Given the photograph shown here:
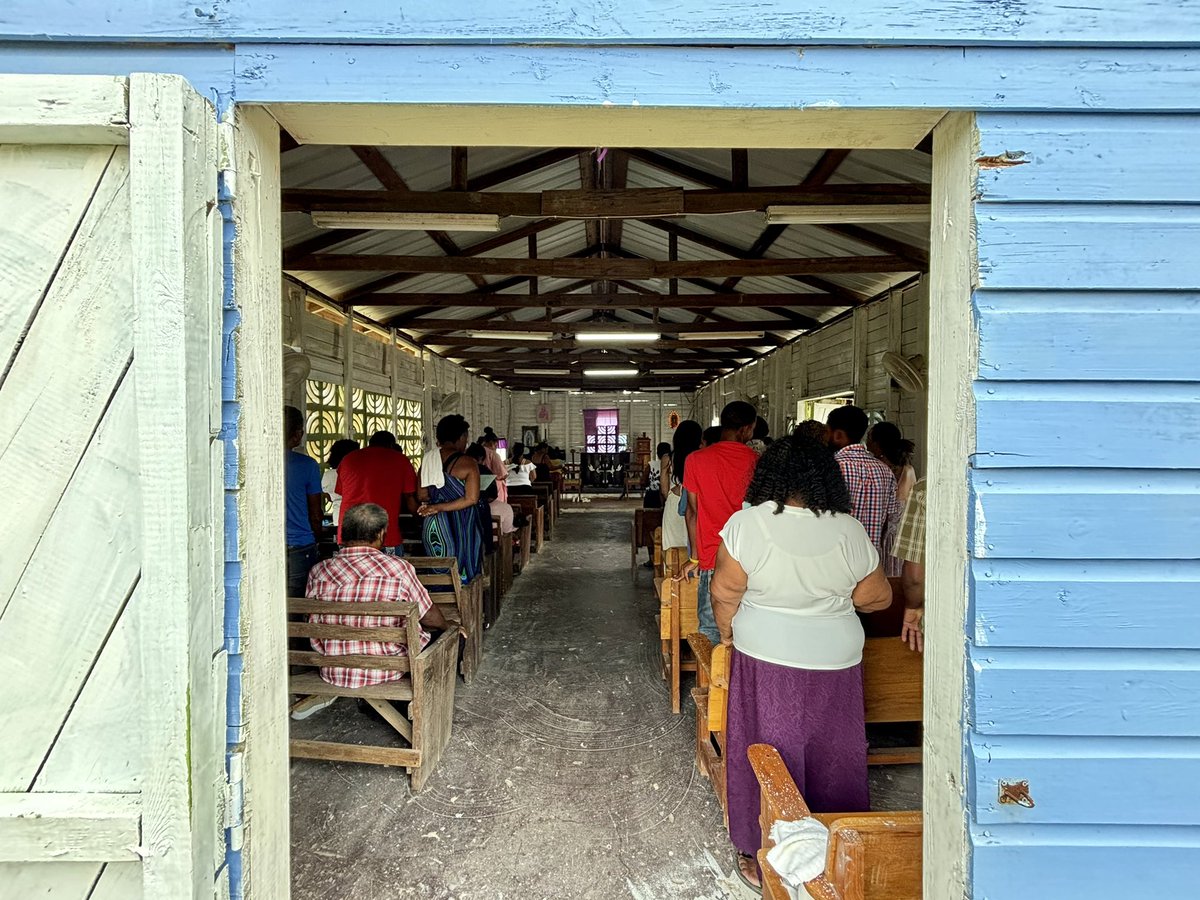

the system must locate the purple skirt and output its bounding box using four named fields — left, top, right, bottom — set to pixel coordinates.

left=725, top=649, right=869, bottom=856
